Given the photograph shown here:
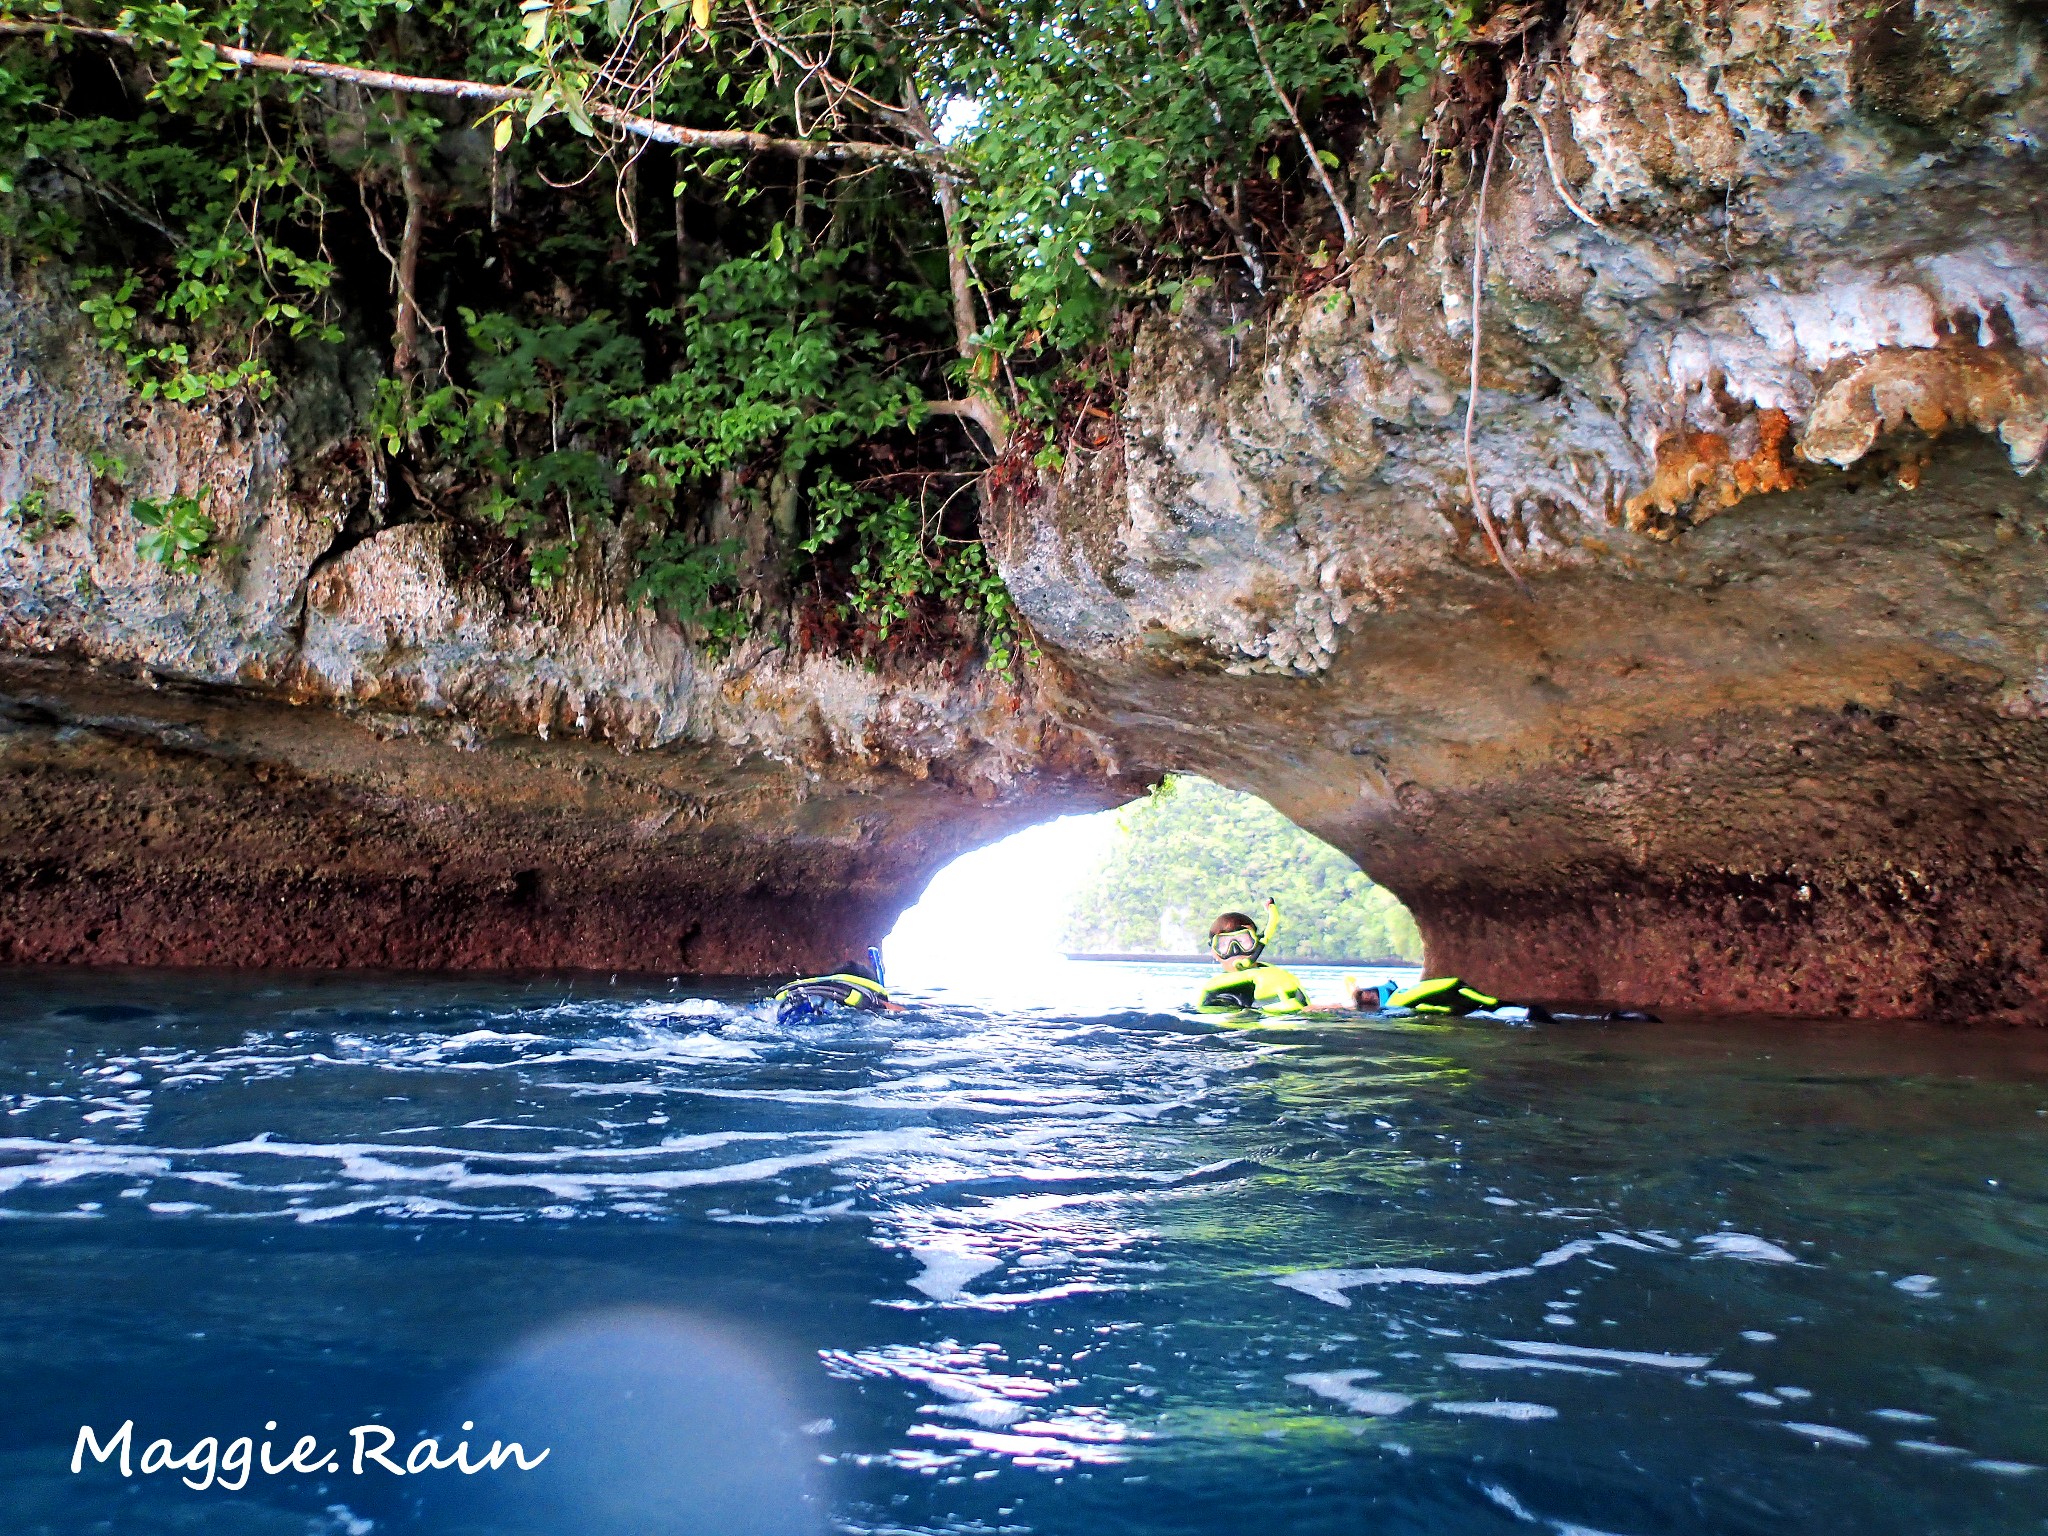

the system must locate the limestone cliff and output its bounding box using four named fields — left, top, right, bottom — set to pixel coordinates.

left=4, top=0, right=2047, bottom=1016
left=0, top=277, right=1127, bottom=972
left=991, top=0, right=2048, bottom=1018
